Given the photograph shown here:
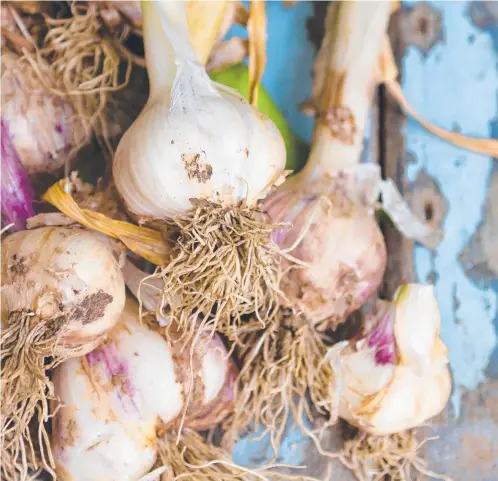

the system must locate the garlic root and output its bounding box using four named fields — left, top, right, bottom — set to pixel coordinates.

left=1, top=48, right=87, bottom=176
left=155, top=428, right=317, bottom=481
left=12, top=2, right=132, bottom=161
left=340, top=430, right=450, bottom=481
left=223, top=309, right=335, bottom=454
left=0, top=226, right=125, bottom=480
left=148, top=201, right=283, bottom=341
